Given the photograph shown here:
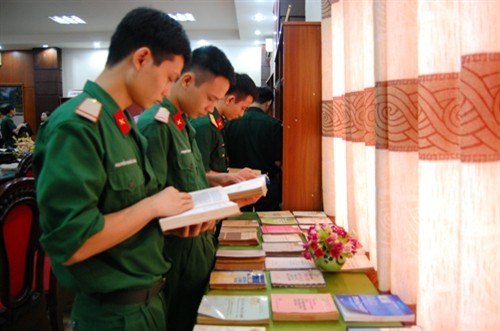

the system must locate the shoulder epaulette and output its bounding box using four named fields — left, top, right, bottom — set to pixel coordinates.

left=75, top=98, right=102, bottom=123
left=154, top=107, right=170, bottom=124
